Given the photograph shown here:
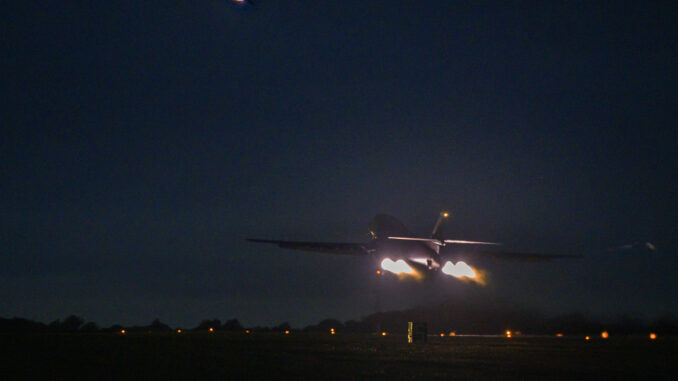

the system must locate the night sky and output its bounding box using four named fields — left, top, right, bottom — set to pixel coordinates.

left=2, top=1, right=676, bottom=328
